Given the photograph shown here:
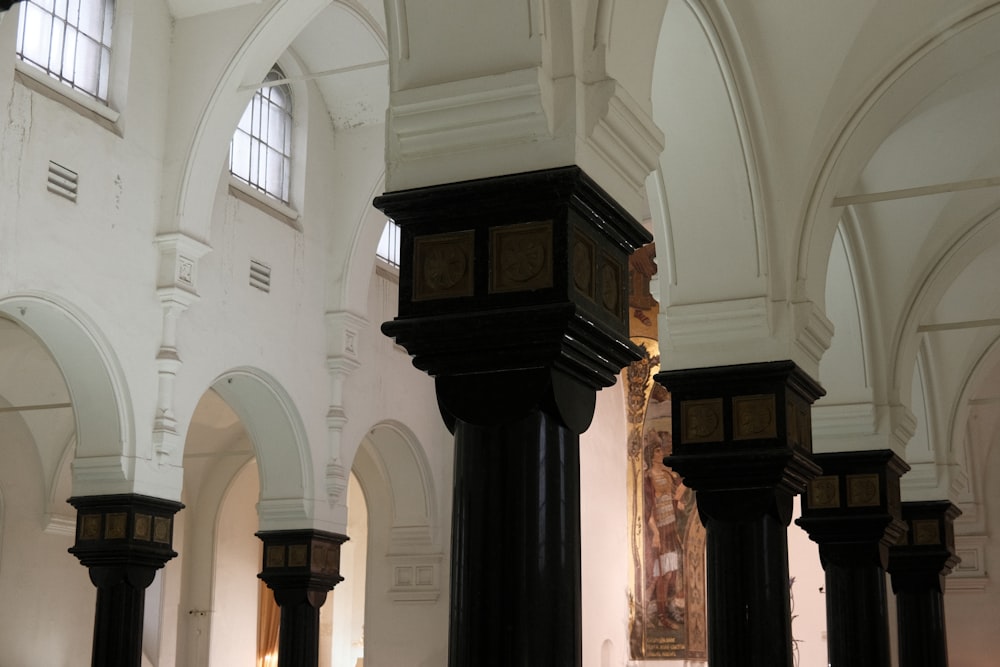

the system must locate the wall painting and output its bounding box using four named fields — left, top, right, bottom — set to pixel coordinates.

left=626, top=244, right=707, bottom=661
